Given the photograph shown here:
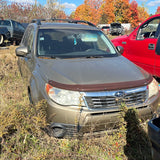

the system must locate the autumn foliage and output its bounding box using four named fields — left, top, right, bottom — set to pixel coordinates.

left=138, top=6, right=149, bottom=22
left=0, top=0, right=157, bottom=28
left=100, top=0, right=115, bottom=24
left=114, top=0, right=131, bottom=23
left=75, top=0, right=151, bottom=28
left=156, top=6, right=160, bottom=14
left=0, top=0, right=66, bottom=23
left=130, top=0, right=139, bottom=28
left=75, top=0, right=102, bottom=25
